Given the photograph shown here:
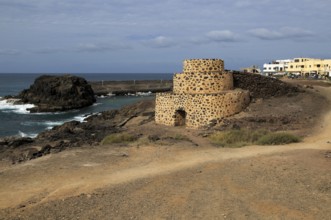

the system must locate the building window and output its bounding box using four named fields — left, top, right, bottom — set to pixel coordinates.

left=317, top=64, right=321, bottom=68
